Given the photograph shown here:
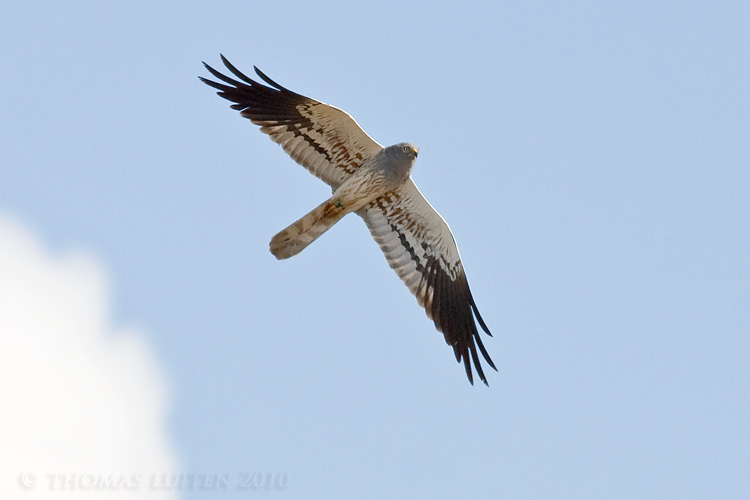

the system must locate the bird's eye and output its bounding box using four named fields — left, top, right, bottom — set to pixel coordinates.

left=402, top=145, right=410, bottom=153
